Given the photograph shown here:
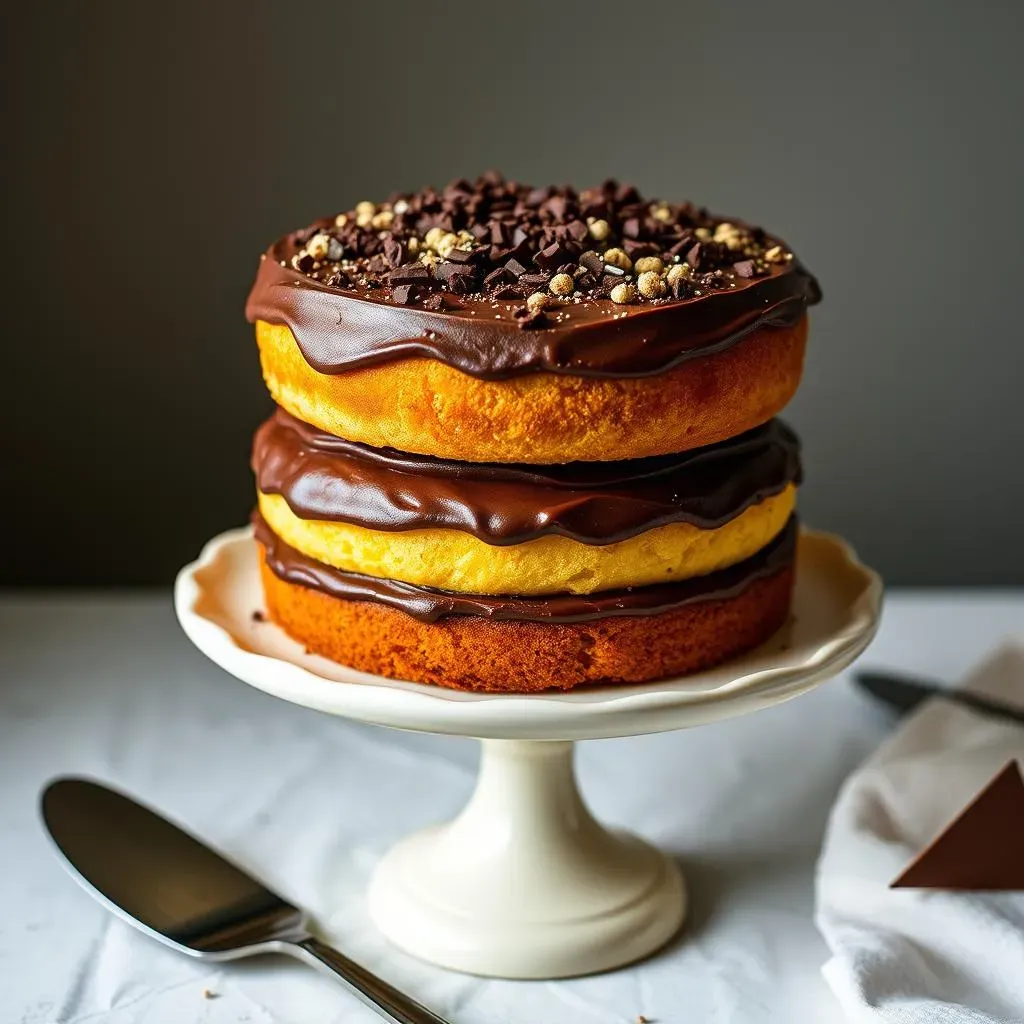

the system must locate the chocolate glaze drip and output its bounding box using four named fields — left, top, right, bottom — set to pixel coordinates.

left=255, top=513, right=798, bottom=625
left=245, top=236, right=820, bottom=381
left=254, top=409, right=802, bottom=546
